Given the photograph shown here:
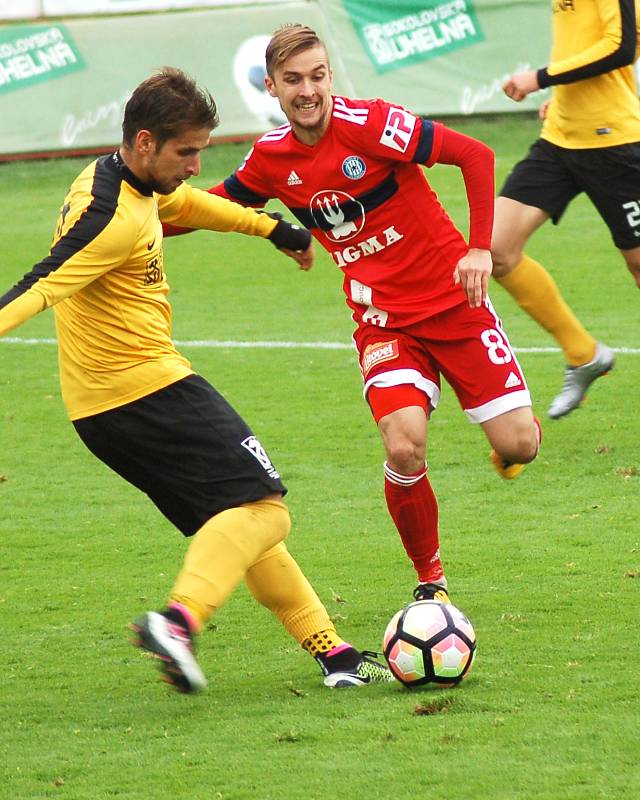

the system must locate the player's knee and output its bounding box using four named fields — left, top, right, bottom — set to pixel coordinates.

left=507, top=424, right=539, bottom=465
left=384, top=436, right=425, bottom=474
left=490, top=243, right=520, bottom=278
left=246, top=497, right=291, bottom=547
